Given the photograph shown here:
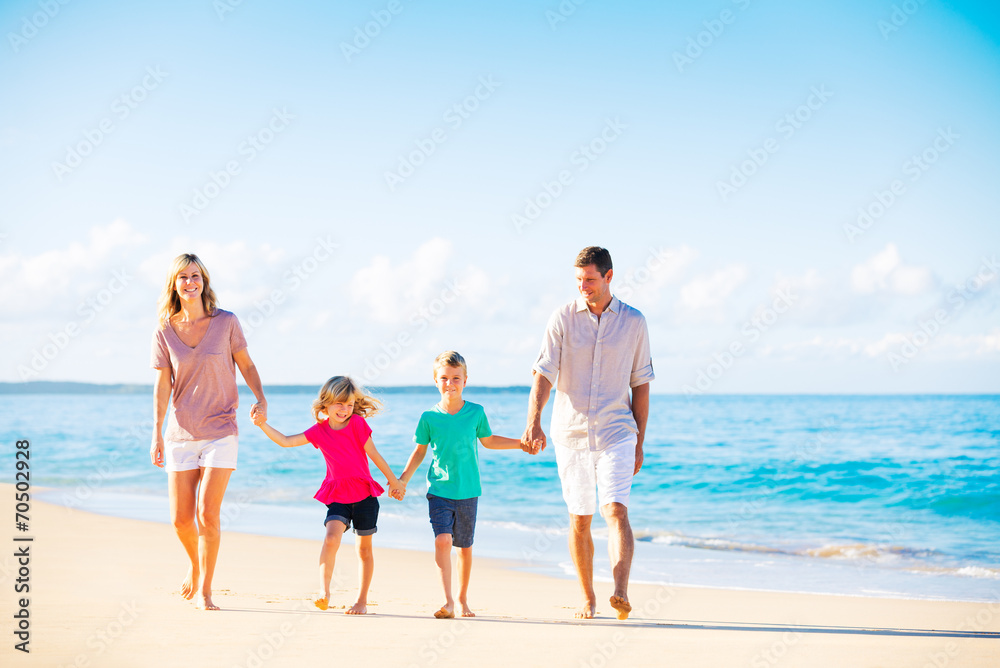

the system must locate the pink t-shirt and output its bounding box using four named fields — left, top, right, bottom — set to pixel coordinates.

left=304, top=415, right=385, bottom=505
left=150, top=310, right=248, bottom=442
